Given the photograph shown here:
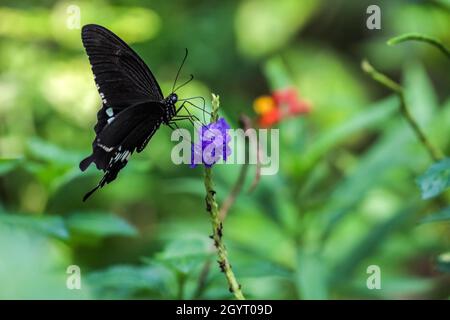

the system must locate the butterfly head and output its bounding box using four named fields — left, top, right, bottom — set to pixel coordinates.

left=169, top=93, right=178, bottom=104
